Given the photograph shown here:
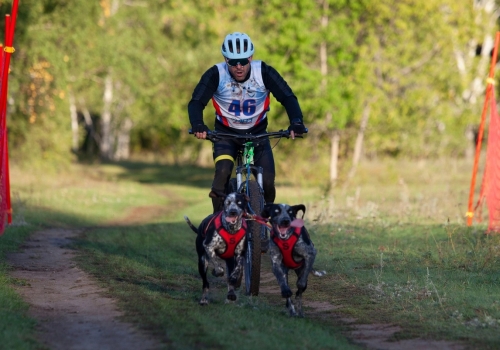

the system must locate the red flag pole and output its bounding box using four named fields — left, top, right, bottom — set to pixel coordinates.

left=467, top=31, right=500, bottom=226
left=6, top=0, right=20, bottom=225
left=0, top=14, right=10, bottom=228
left=0, top=0, right=20, bottom=229
left=3, top=14, right=12, bottom=224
